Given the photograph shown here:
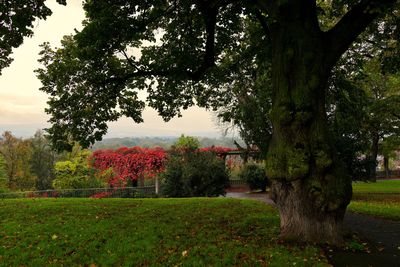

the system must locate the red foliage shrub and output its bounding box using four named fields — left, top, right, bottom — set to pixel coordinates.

left=91, top=146, right=236, bottom=187
left=90, top=147, right=167, bottom=187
